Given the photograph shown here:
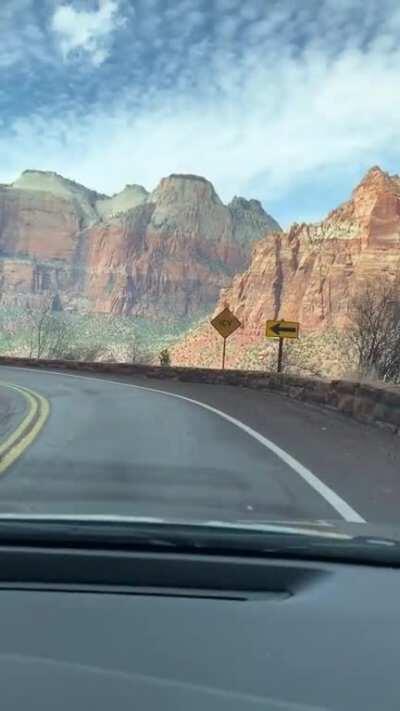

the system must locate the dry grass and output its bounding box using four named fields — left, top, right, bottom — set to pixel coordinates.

left=171, top=324, right=358, bottom=378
